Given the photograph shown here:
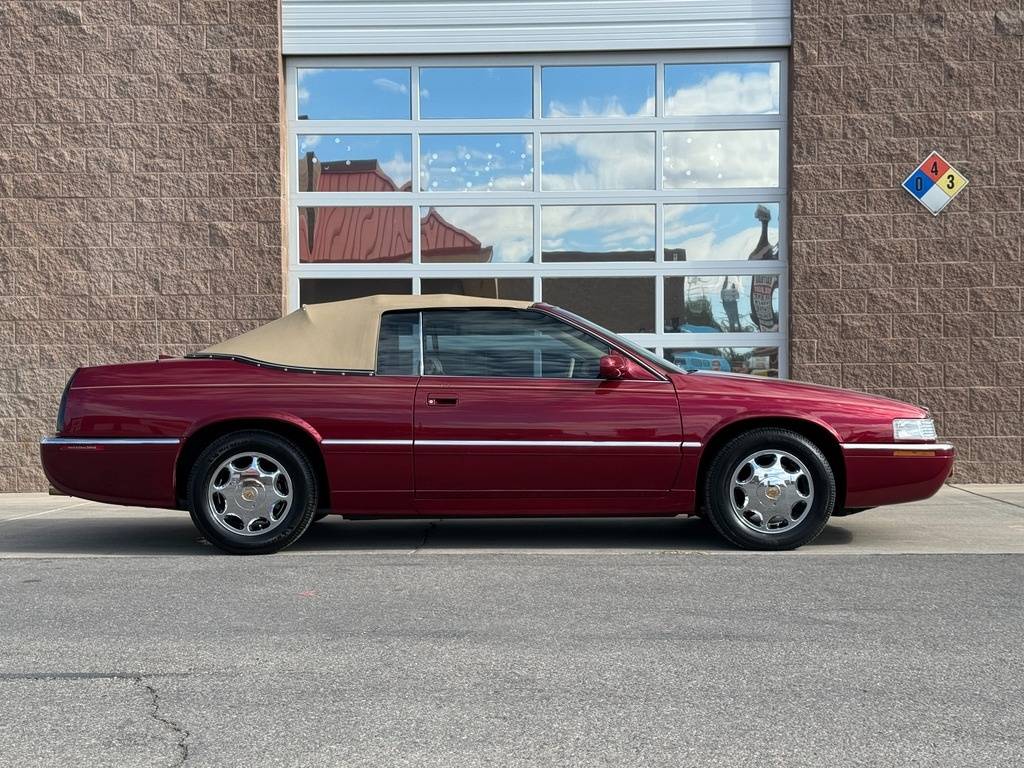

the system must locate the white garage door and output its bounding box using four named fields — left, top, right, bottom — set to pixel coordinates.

left=285, top=51, right=788, bottom=377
